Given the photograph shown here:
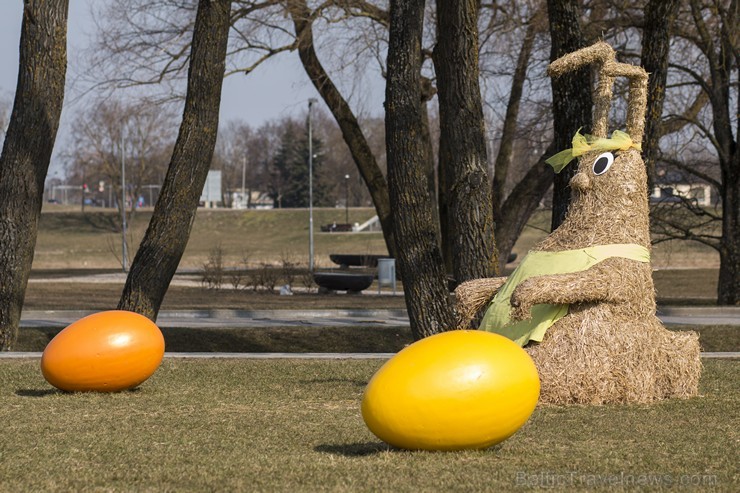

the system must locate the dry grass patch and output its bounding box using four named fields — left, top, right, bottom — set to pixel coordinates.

left=34, top=208, right=720, bottom=271
left=34, top=208, right=387, bottom=269
left=23, top=282, right=408, bottom=311
left=14, top=325, right=736, bottom=354
left=23, top=267, right=720, bottom=312
left=0, top=359, right=737, bottom=491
